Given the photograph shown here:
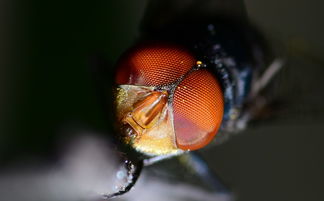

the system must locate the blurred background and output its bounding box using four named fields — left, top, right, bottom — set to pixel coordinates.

left=1, top=0, right=324, bottom=201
